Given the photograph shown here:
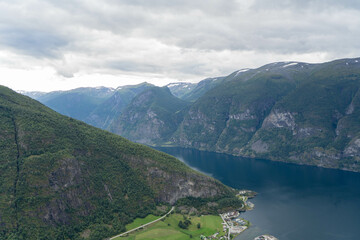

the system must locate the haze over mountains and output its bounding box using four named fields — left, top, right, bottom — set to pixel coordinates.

left=21, top=57, right=360, bottom=172
left=0, top=86, right=237, bottom=239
